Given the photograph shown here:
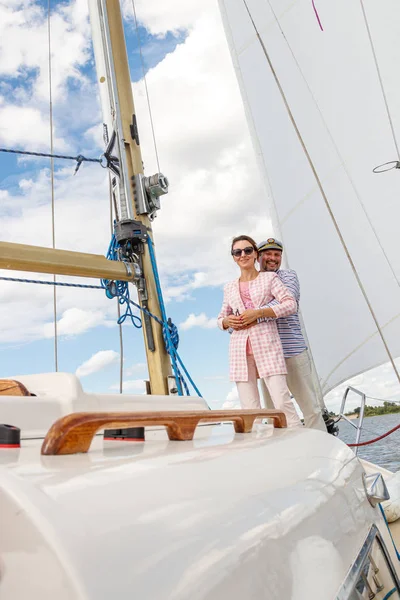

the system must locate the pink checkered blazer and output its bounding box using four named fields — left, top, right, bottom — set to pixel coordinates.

left=217, top=272, right=297, bottom=382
